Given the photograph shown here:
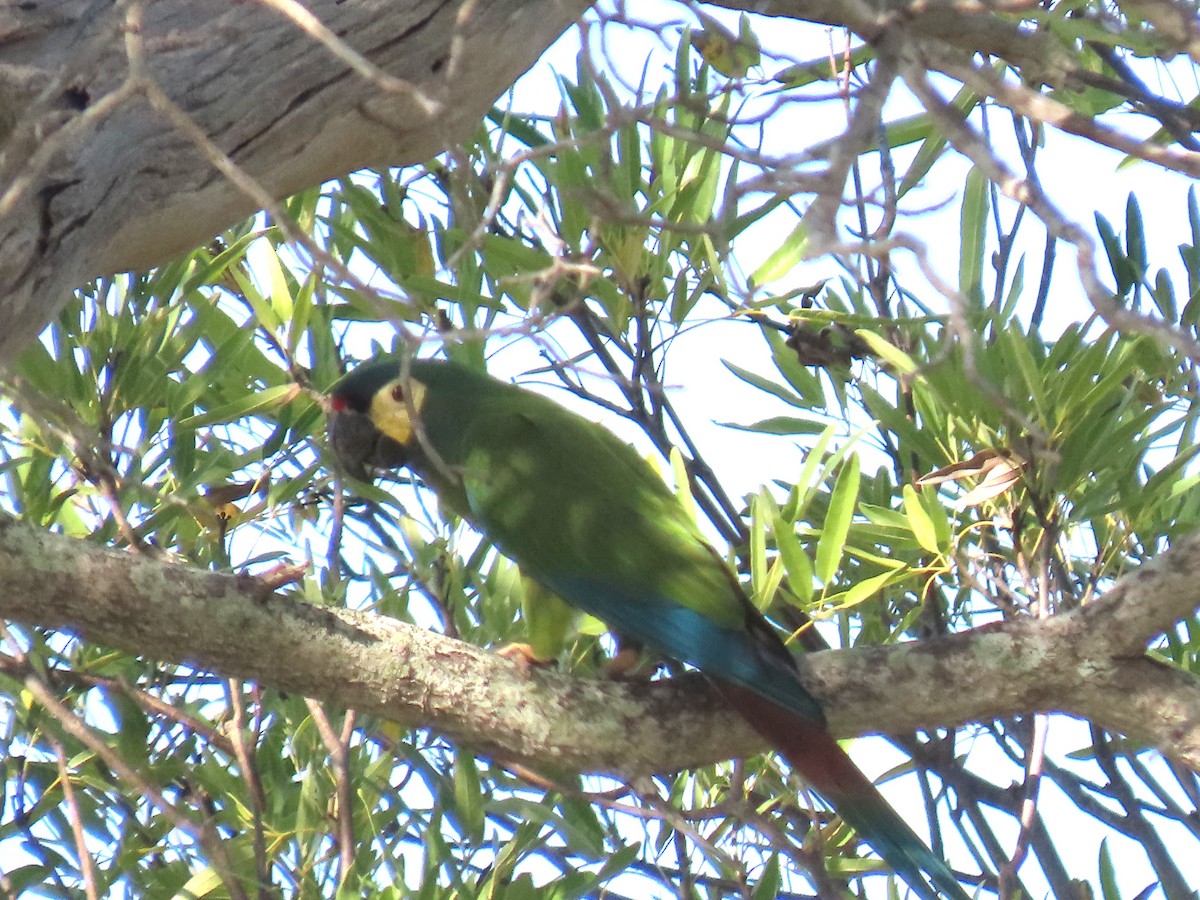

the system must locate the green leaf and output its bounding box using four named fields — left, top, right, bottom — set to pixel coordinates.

left=230, top=259, right=280, bottom=331
left=772, top=45, right=875, bottom=89
left=825, top=568, right=902, bottom=611
left=723, top=361, right=808, bottom=408
left=765, top=326, right=824, bottom=405
left=179, top=383, right=301, bottom=429
left=903, top=484, right=940, bottom=554
left=749, top=220, right=808, bottom=288
left=854, top=329, right=918, bottom=375
left=452, top=755, right=485, bottom=842
left=959, top=166, right=989, bottom=307
left=669, top=446, right=699, bottom=523
left=750, top=492, right=770, bottom=603
left=1000, top=325, right=1047, bottom=417
left=486, top=104, right=551, bottom=149
left=1096, top=212, right=1132, bottom=296
left=172, top=866, right=223, bottom=899
left=773, top=511, right=814, bottom=605
left=816, top=454, right=860, bottom=584
left=718, top=416, right=824, bottom=435
left=896, top=82, right=981, bottom=198
left=259, top=239, right=294, bottom=325
left=752, top=853, right=782, bottom=900
left=1097, top=839, right=1119, bottom=900
left=1126, top=194, right=1147, bottom=280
